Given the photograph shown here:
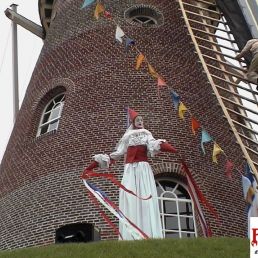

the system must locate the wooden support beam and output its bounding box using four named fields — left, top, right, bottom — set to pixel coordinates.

left=187, top=0, right=217, bottom=7
left=184, top=10, right=226, bottom=24
left=227, top=108, right=258, bottom=126
left=203, top=54, right=246, bottom=72
left=220, top=96, right=258, bottom=116
left=191, top=27, right=235, bottom=42
left=181, top=2, right=221, bottom=15
left=188, top=19, right=229, bottom=33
